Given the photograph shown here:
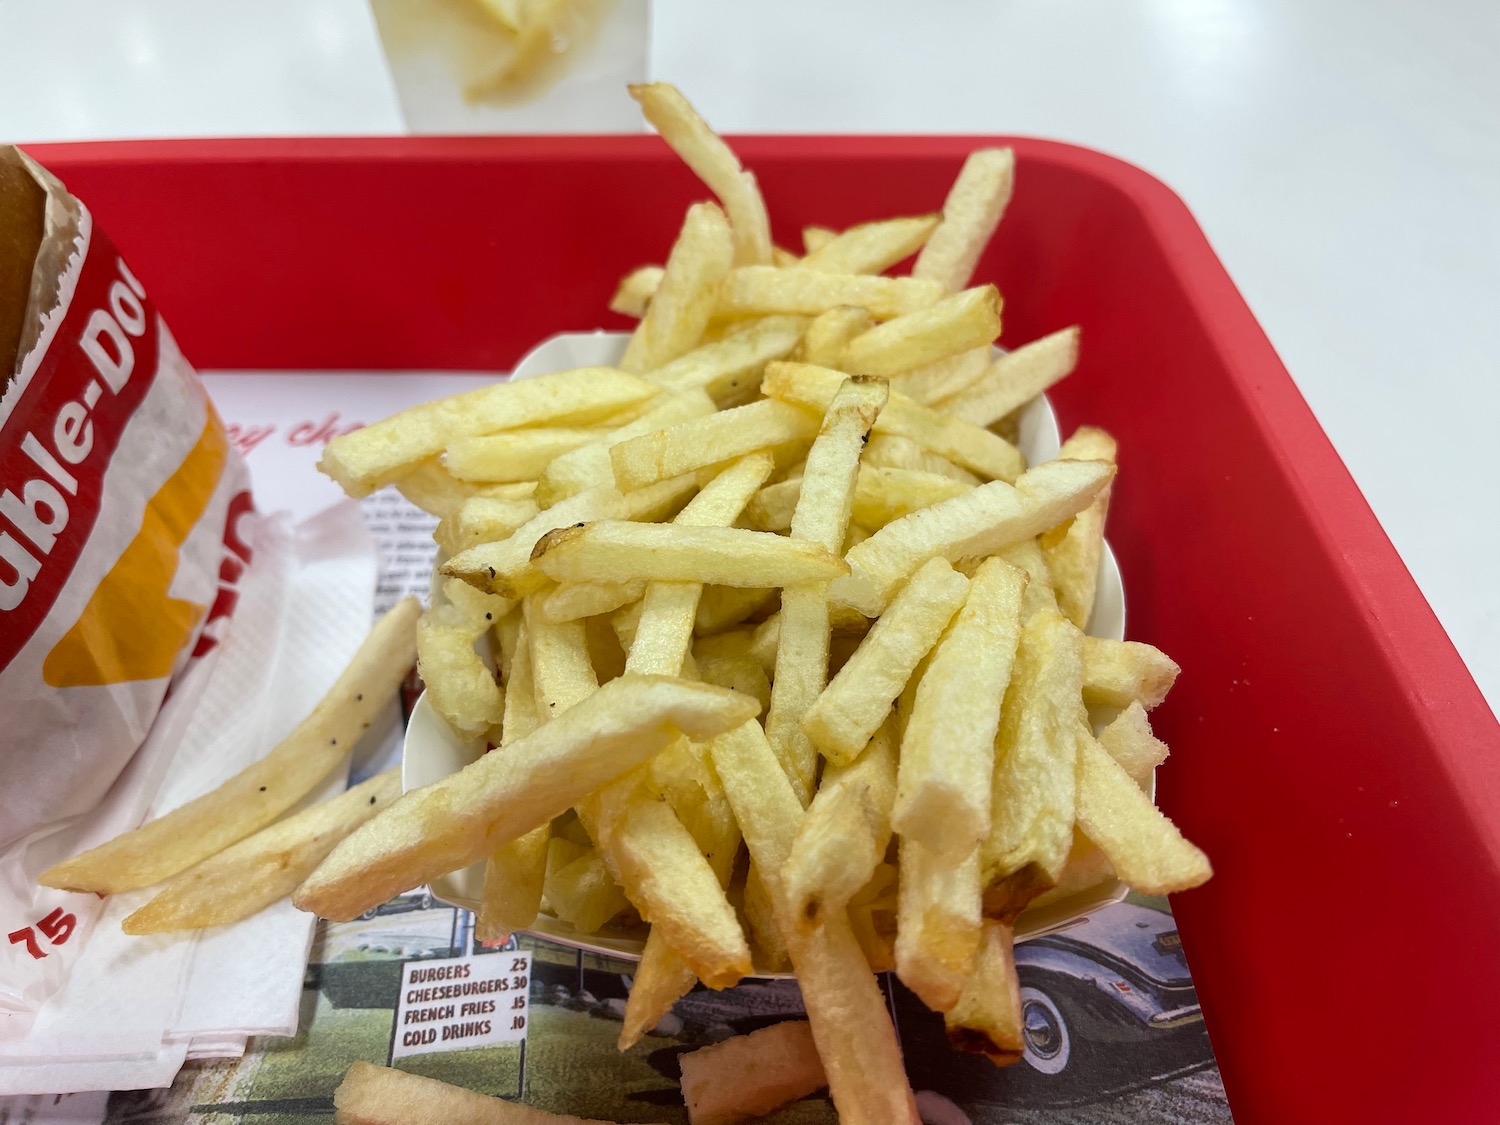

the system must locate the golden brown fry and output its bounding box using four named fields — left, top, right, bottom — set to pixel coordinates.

left=293, top=675, right=758, bottom=920
left=894, top=838, right=983, bottom=1012
left=42, top=598, right=420, bottom=895
left=799, top=214, right=940, bottom=275
left=1082, top=636, right=1181, bottom=710
left=832, top=458, right=1114, bottom=616
left=623, top=202, right=734, bottom=373
left=840, top=286, right=1002, bottom=377
left=913, top=147, right=1015, bottom=292
left=944, top=921, right=1024, bottom=1065
left=1076, top=732, right=1212, bottom=894
left=938, top=325, right=1080, bottom=427
left=608, top=398, right=818, bottom=492
left=122, top=769, right=400, bottom=935
left=630, top=82, right=772, bottom=266
left=319, top=368, right=658, bottom=497
left=802, top=557, right=970, bottom=766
